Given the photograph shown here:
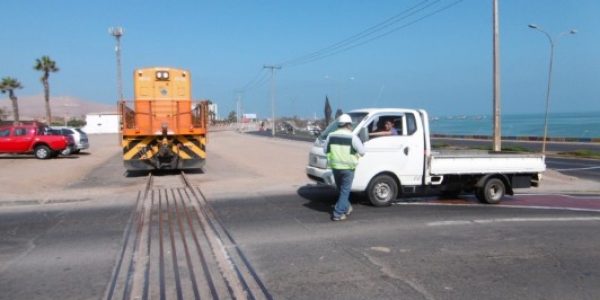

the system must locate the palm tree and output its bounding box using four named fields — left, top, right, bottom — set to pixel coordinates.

left=0, top=77, right=23, bottom=124
left=34, top=55, right=59, bottom=123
